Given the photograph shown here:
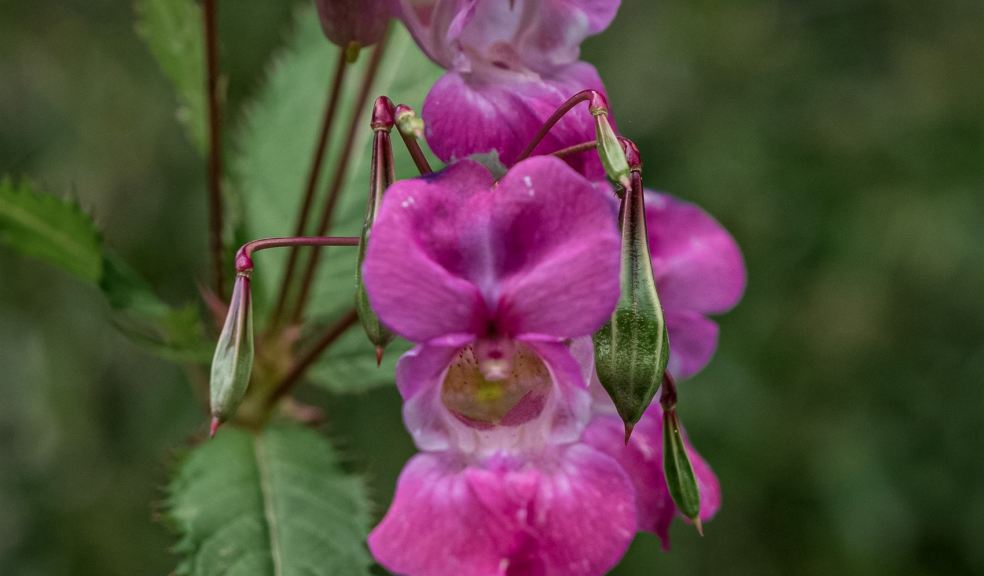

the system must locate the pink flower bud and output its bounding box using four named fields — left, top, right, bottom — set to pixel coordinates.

left=315, top=0, right=393, bottom=53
